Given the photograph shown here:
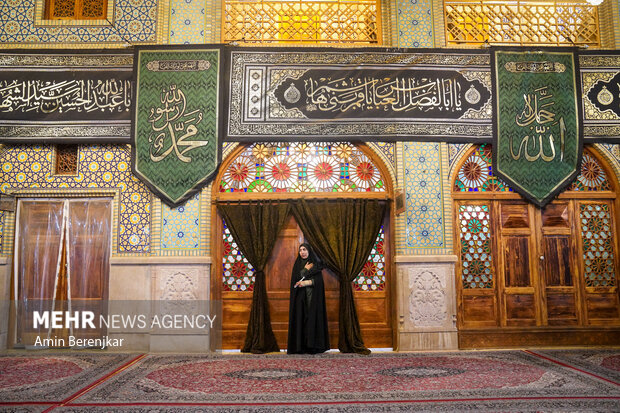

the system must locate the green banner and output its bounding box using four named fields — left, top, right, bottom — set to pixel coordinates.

left=132, top=47, right=223, bottom=207
left=492, top=48, right=583, bottom=207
